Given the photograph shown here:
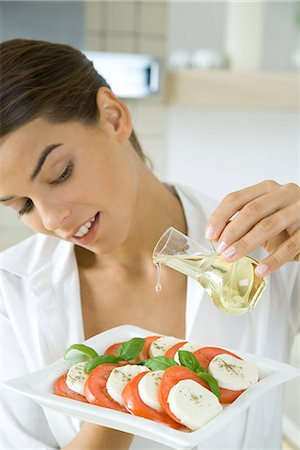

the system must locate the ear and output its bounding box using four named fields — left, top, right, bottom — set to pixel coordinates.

left=96, top=87, right=132, bottom=142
